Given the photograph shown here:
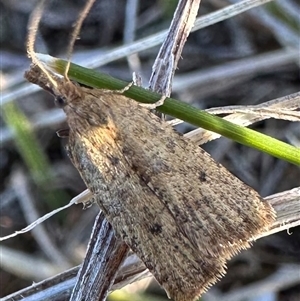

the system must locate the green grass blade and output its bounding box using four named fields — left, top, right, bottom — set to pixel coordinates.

left=42, top=57, right=300, bottom=166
